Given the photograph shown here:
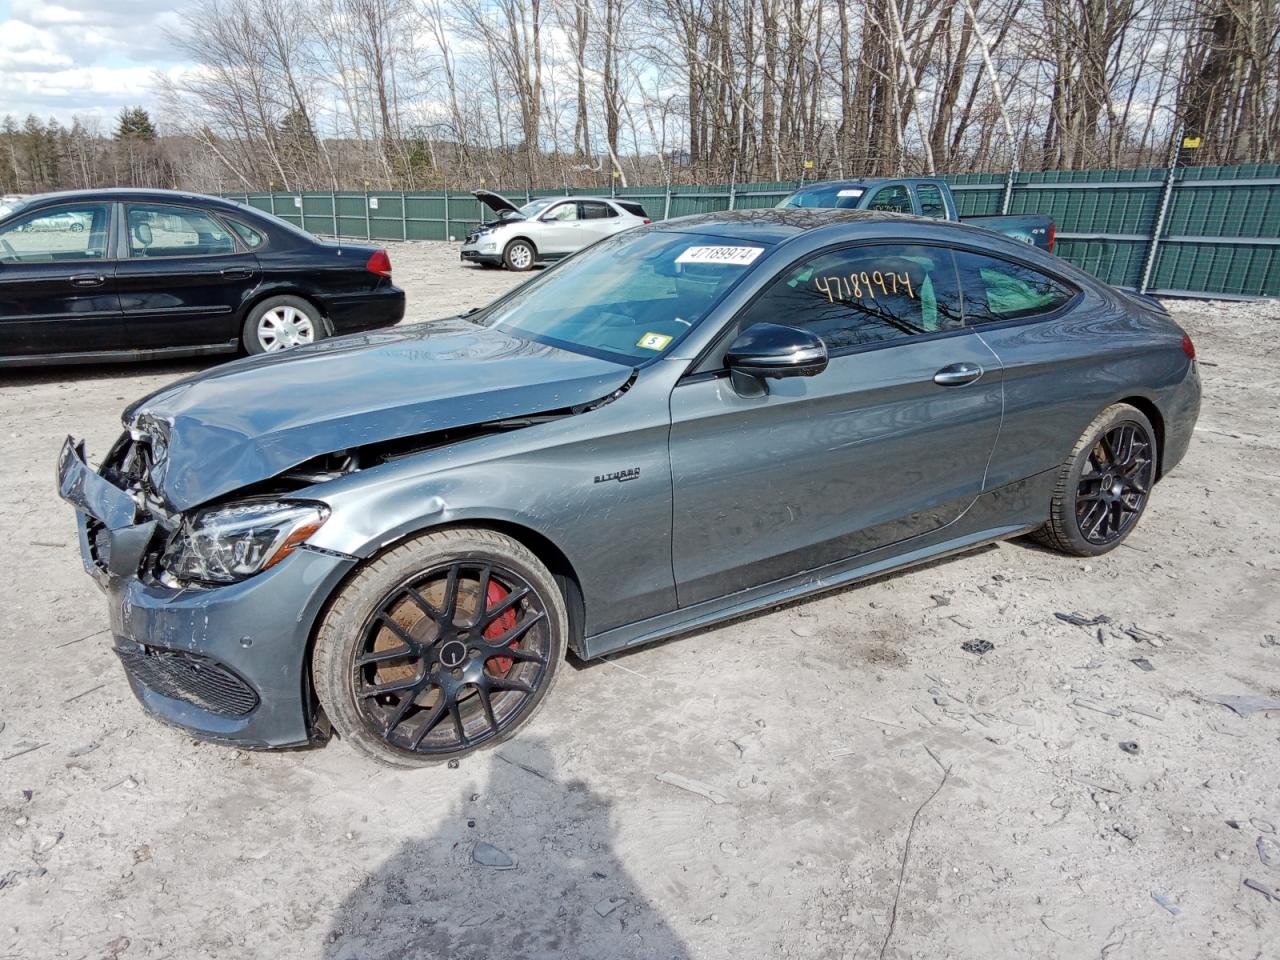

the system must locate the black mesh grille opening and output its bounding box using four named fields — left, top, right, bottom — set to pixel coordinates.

left=116, top=643, right=259, bottom=717
left=86, top=517, right=111, bottom=572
